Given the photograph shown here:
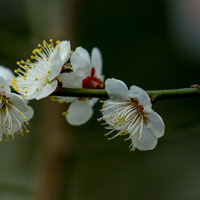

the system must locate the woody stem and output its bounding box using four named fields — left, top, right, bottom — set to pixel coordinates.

left=52, top=86, right=200, bottom=102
